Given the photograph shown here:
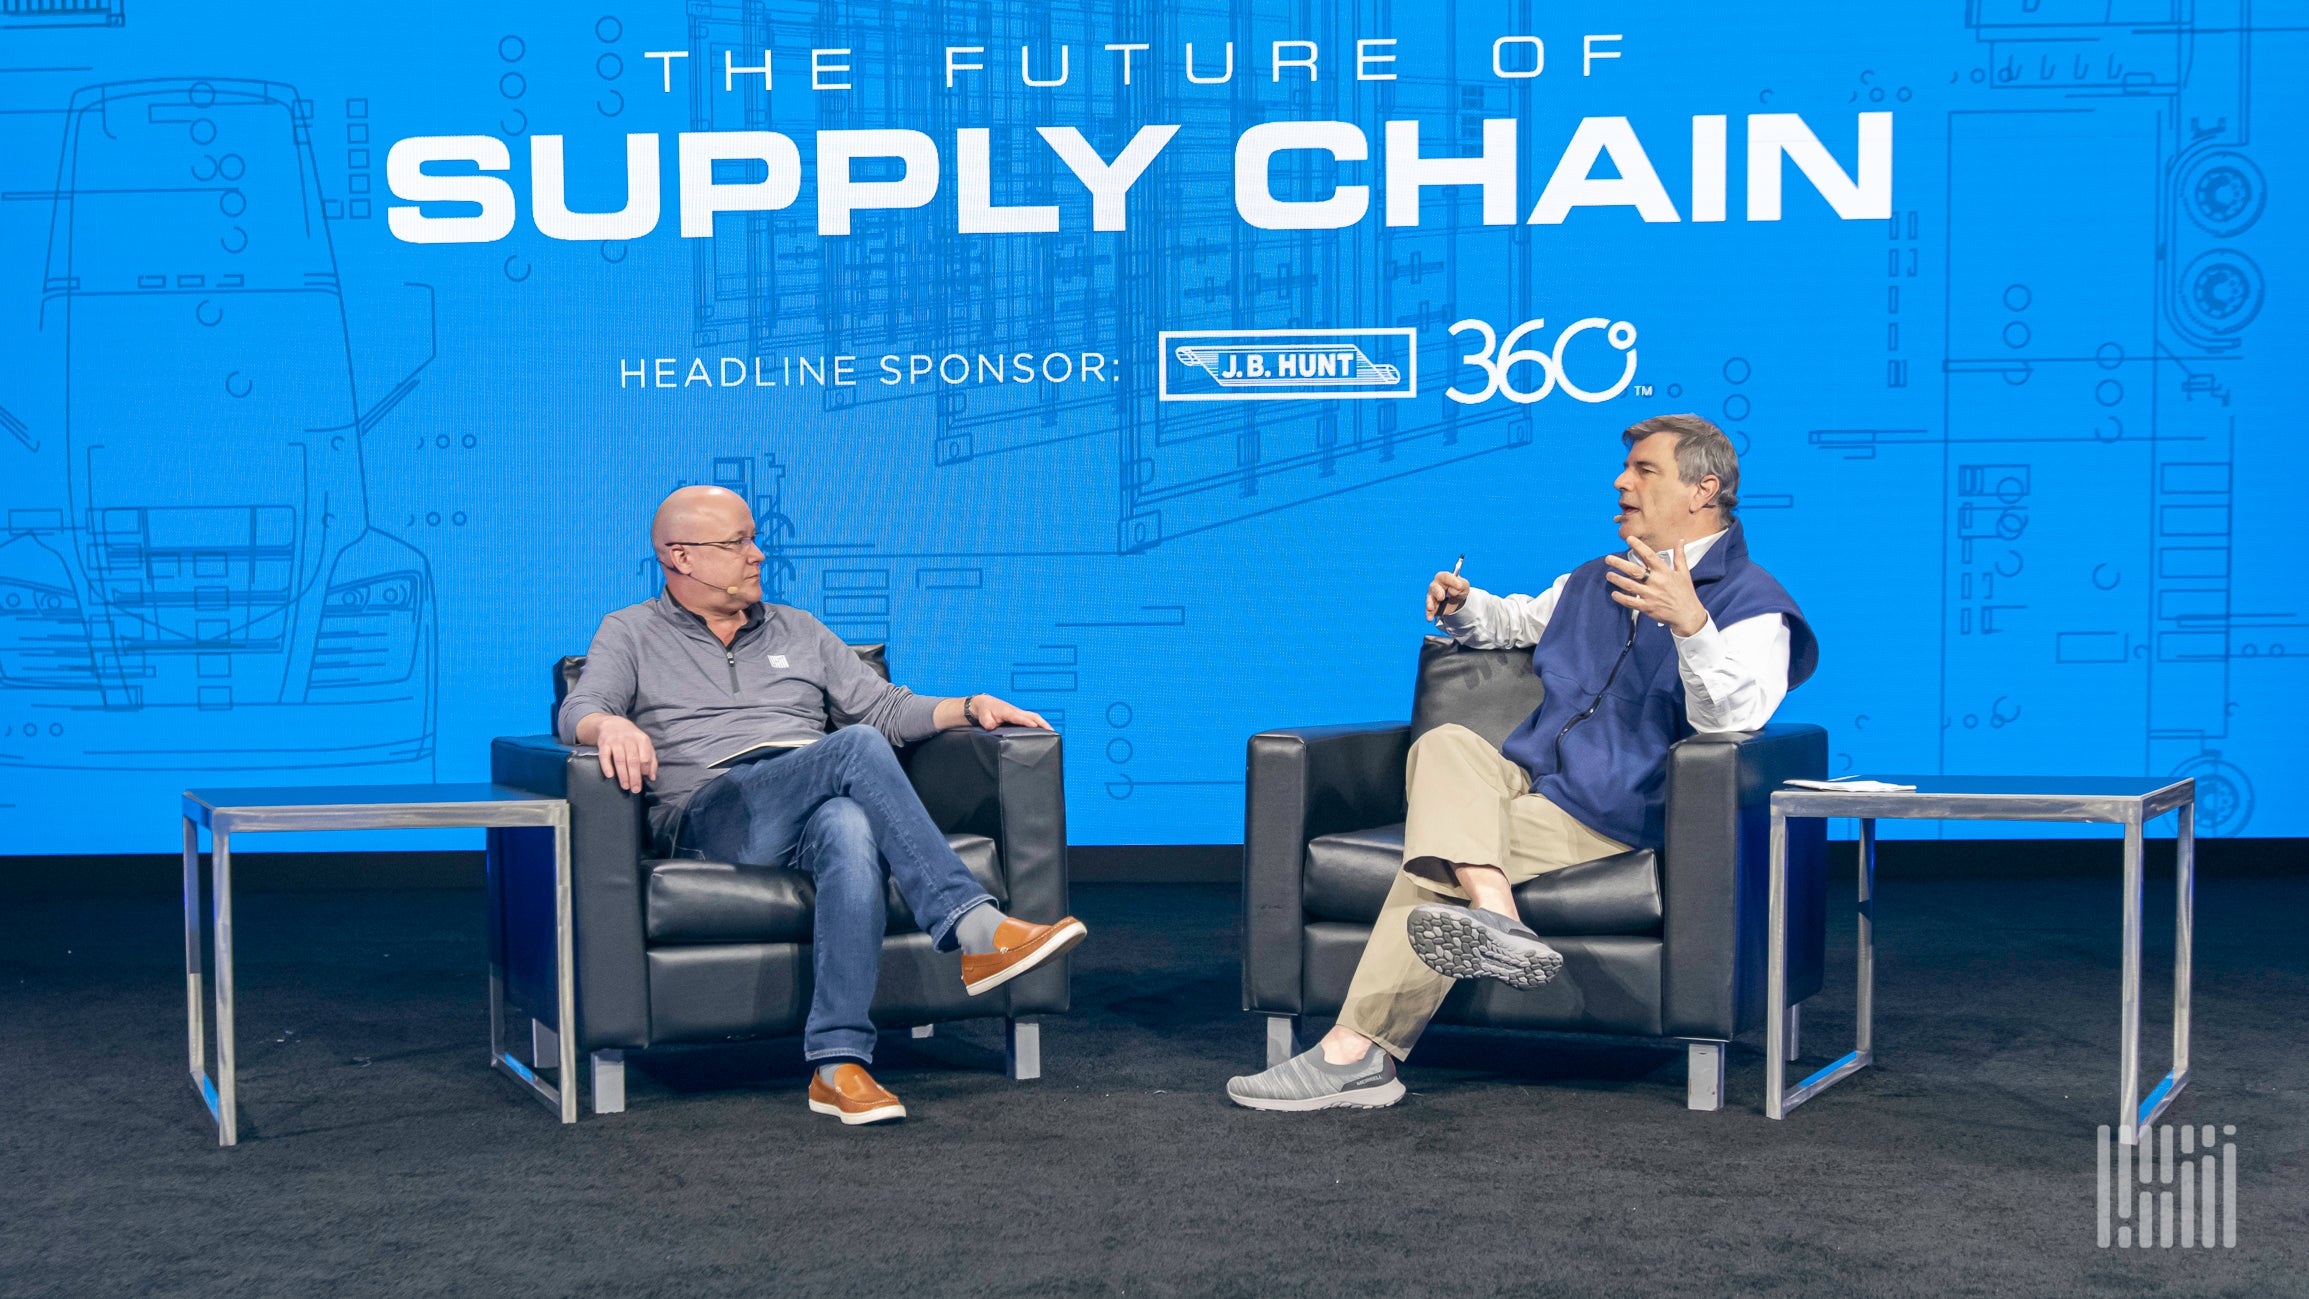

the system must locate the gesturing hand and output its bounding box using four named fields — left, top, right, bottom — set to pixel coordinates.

left=969, top=693, right=1052, bottom=731
left=592, top=716, right=659, bottom=793
left=1604, top=546, right=1708, bottom=638
left=1426, top=570, right=1471, bottom=620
